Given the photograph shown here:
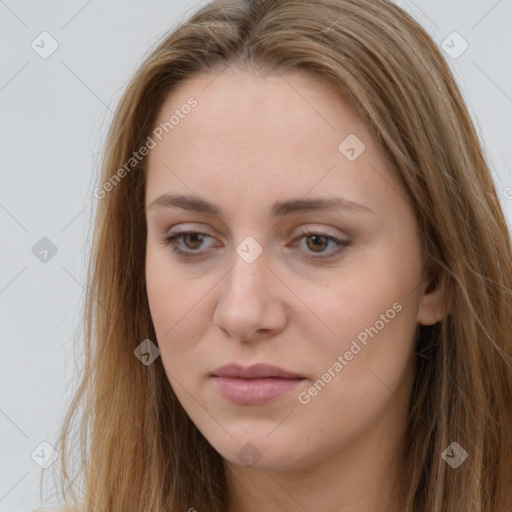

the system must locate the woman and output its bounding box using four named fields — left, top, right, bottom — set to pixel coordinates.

left=50, top=0, right=512, bottom=510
